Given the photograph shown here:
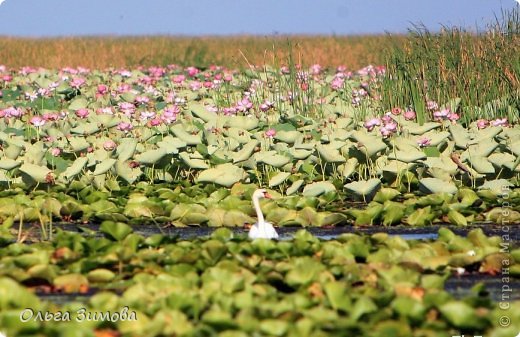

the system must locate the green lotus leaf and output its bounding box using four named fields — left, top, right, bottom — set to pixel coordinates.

left=302, top=181, right=336, bottom=197
left=447, top=209, right=468, bottom=226
left=478, top=179, right=513, bottom=195
left=0, top=158, right=21, bottom=170
left=338, top=158, right=357, bottom=179
left=382, top=201, right=406, bottom=226
left=349, top=132, right=387, bottom=158
left=100, top=220, right=133, bottom=241
left=24, top=141, right=46, bottom=165
left=289, top=148, right=313, bottom=160
left=4, top=144, right=23, bottom=159
left=468, top=156, right=495, bottom=174
left=422, top=156, right=458, bottom=174
left=373, top=188, right=401, bottom=203
left=231, top=140, right=258, bottom=164
left=259, top=319, right=289, bottom=337
left=224, top=115, right=259, bottom=130
left=316, top=143, right=346, bottom=163
left=350, top=295, right=378, bottom=321
left=473, top=126, right=503, bottom=141
left=92, top=158, right=116, bottom=175
left=19, top=163, right=52, bottom=183
left=157, top=136, right=186, bottom=154
left=464, top=139, right=498, bottom=158
left=419, top=178, right=457, bottom=194
left=488, top=152, right=518, bottom=171
left=54, top=273, right=89, bottom=292
left=225, top=127, right=251, bottom=144
left=68, top=97, right=88, bottom=110
left=449, top=124, right=471, bottom=148
left=115, top=160, right=142, bottom=184
left=268, top=172, right=291, bottom=187
left=349, top=203, right=384, bottom=225
left=179, top=152, right=209, bottom=169
left=404, top=122, right=441, bottom=135
left=117, top=138, right=138, bottom=161
left=196, top=163, right=246, bottom=187
left=324, top=281, right=352, bottom=312
left=71, top=122, right=100, bottom=135
left=171, top=124, right=202, bottom=145
left=438, top=301, right=486, bottom=330
left=285, top=257, right=325, bottom=287
left=388, top=149, right=426, bottom=163
left=344, top=178, right=381, bottom=198
left=87, top=268, right=116, bottom=283
left=189, top=102, right=217, bottom=122
left=287, top=179, right=304, bottom=195
left=135, top=148, right=167, bottom=165
left=510, top=140, right=520, bottom=156
left=274, top=130, right=301, bottom=144
left=256, top=151, right=291, bottom=167
left=68, top=137, right=90, bottom=152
